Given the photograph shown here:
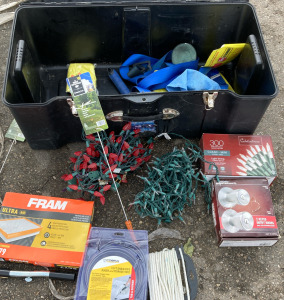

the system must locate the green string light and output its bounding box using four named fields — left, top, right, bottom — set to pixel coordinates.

left=133, top=134, right=218, bottom=225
